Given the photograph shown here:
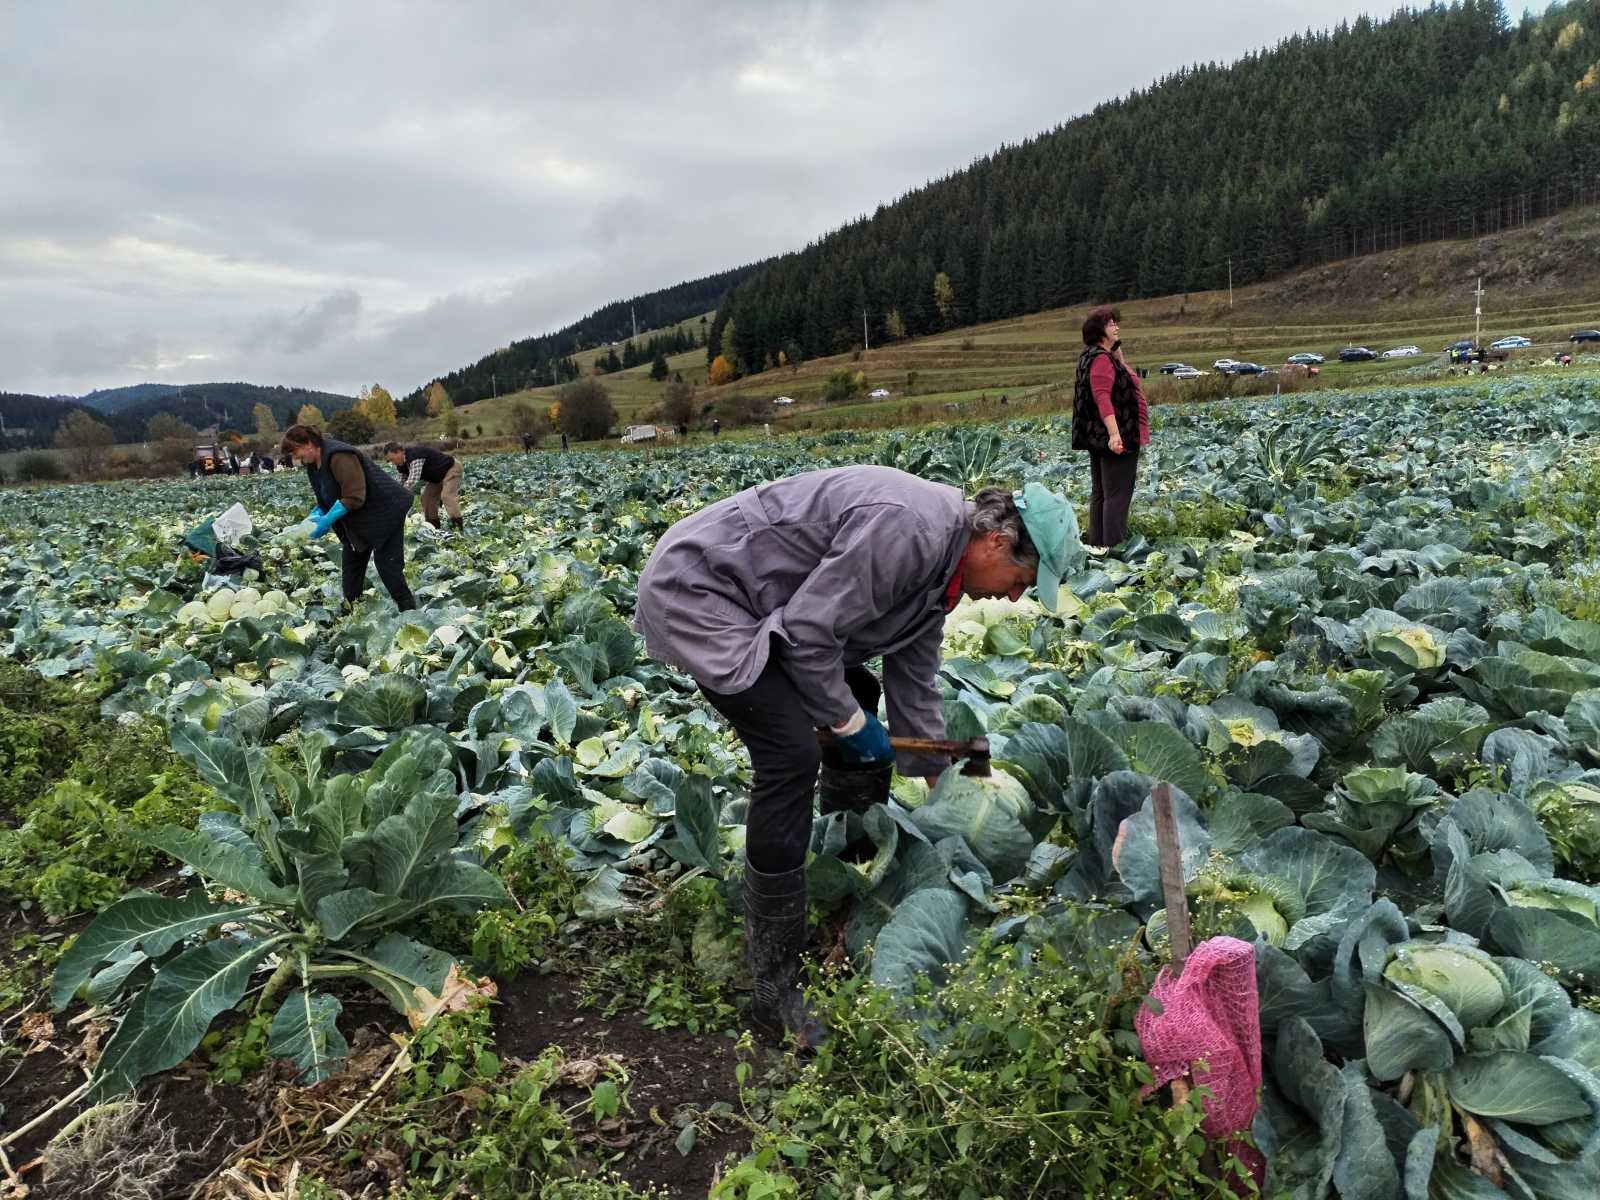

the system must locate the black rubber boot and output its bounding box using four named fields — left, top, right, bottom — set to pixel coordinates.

left=742, top=860, right=828, bottom=1052
left=450, top=517, right=464, bottom=532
